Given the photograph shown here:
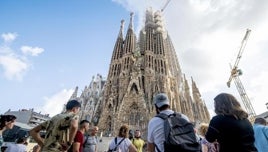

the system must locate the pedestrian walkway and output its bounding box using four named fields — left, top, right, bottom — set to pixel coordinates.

left=97, top=137, right=113, bottom=152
